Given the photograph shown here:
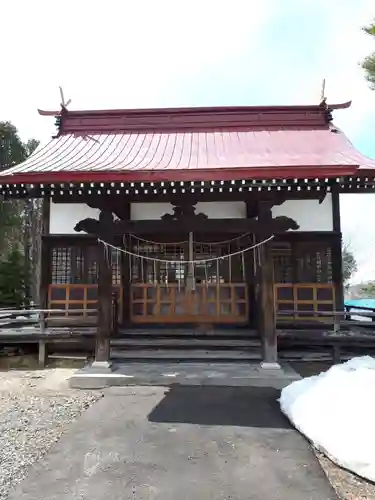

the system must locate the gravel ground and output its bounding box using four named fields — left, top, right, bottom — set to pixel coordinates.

left=0, top=367, right=102, bottom=500
left=291, top=361, right=375, bottom=500
left=317, top=452, right=375, bottom=500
